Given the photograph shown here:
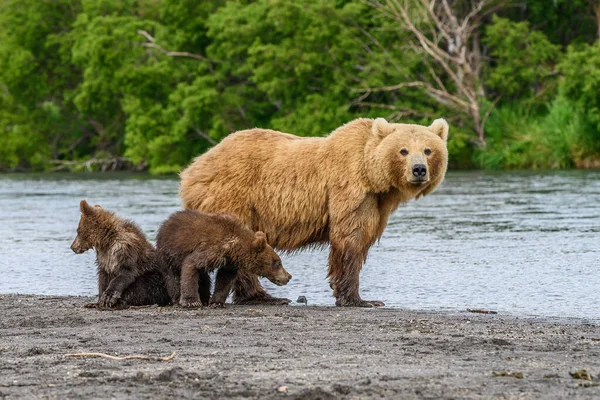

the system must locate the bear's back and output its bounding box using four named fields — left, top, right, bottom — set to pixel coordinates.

left=179, top=121, right=378, bottom=249
left=156, top=210, right=250, bottom=261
